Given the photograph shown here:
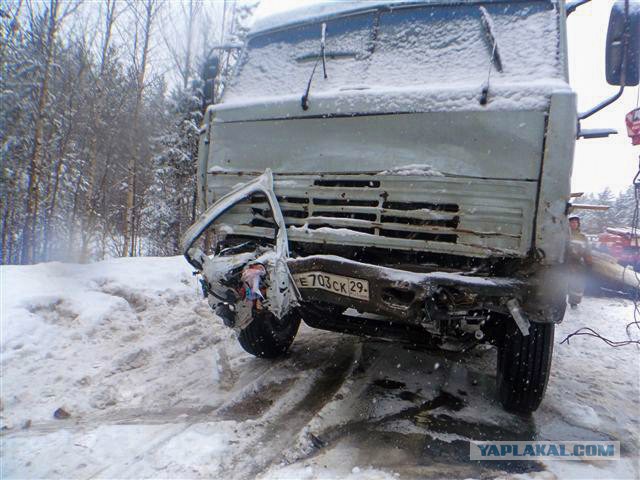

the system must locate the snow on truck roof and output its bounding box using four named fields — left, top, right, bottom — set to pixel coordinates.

left=225, top=0, right=564, bottom=107
left=250, top=0, right=554, bottom=36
